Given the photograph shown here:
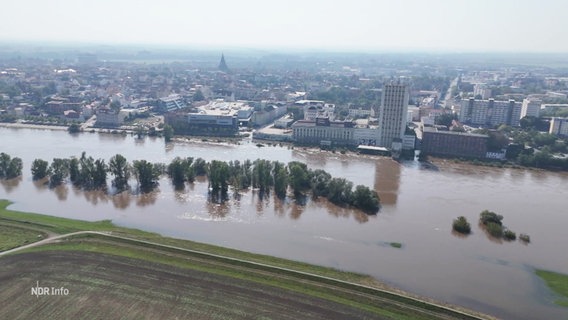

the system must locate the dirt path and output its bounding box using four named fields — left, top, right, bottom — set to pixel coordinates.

left=0, top=231, right=109, bottom=257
